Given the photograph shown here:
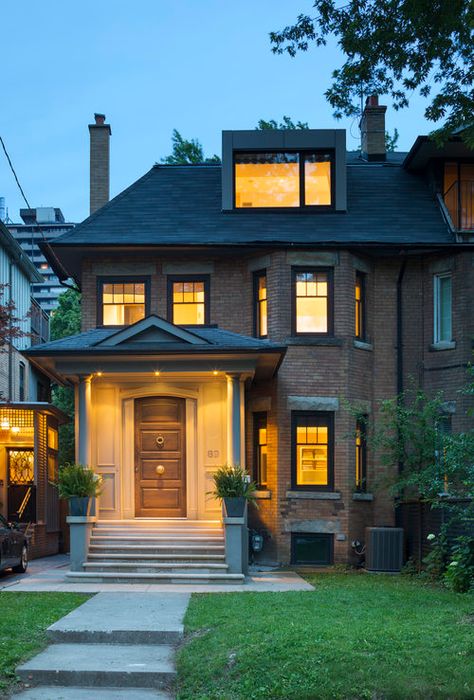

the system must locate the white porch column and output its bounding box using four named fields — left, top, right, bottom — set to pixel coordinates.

left=226, top=373, right=242, bottom=465
left=78, top=375, right=92, bottom=465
